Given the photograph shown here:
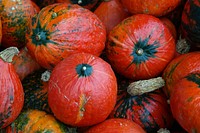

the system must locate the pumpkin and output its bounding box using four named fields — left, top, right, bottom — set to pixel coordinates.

left=22, top=69, right=51, bottom=113
left=12, top=47, right=41, bottom=81
left=170, top=73, right=200, bottom=133
left=56, top=0, right=99, bottom=10
left=6, top=109, right=77, bottom=133
left=0, top=0, right=40, bottom=48
left=106, top=14, right=176, bottom=80
left=162, top=52, right=200, bottom=98
left=26, top=3, right=106, bottom=70
left=0, top=47, right=24, bottom=128
left=85, top=118, right=146, bottom=133
left=181, top=0, right=200, bottom=50
left=109, top=77, right=173, bottom=133
left=121, top=0, right=181, bottom=17
left=94, top=0, right=130, bottom=36
left=48, top=52, right=117, bottom=127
